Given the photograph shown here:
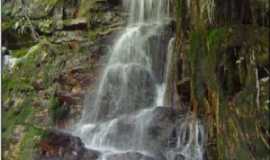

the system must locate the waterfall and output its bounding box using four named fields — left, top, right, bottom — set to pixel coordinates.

left=163, top=37, right=175, bottom=107
left=73, top=0, right=205, bottom=159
